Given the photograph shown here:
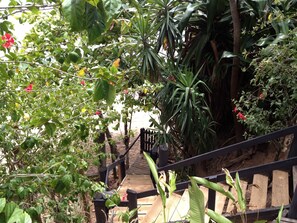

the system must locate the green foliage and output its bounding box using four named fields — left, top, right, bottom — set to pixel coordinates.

left=236, top=28, right=297, bottom=136
left=0, top=198, right=32, bottom=223
left=156, top=68, right=215, bottom=157
left=62, top=0, right=85, bottom=31
left=189, top=178, right=204, bottom=223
